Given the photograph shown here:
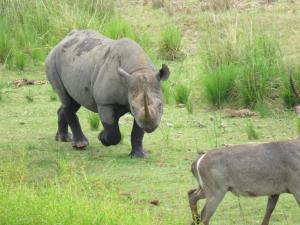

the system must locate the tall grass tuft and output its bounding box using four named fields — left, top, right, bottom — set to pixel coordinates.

left=0, top=0, right=114, bottom=70
left=200, top=15, right=283, bottom=108
left=237, top=35, right=282, bottom=108
left=104, top=18, right=136, bottom=40
left=152, top=0, right=165, bottom=9
left=161, top=82, right=171, bottom=104
left=159, top=24, right=182, bottom=60
left=246, top=120, right=259, bottom=140
left=174, top=83, right=191, bottom=105
left=88, top=112, right=100, bottom=130
left=203, top=64, right=238, bottom=107
left=186, top=98, right=193, bottom=114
